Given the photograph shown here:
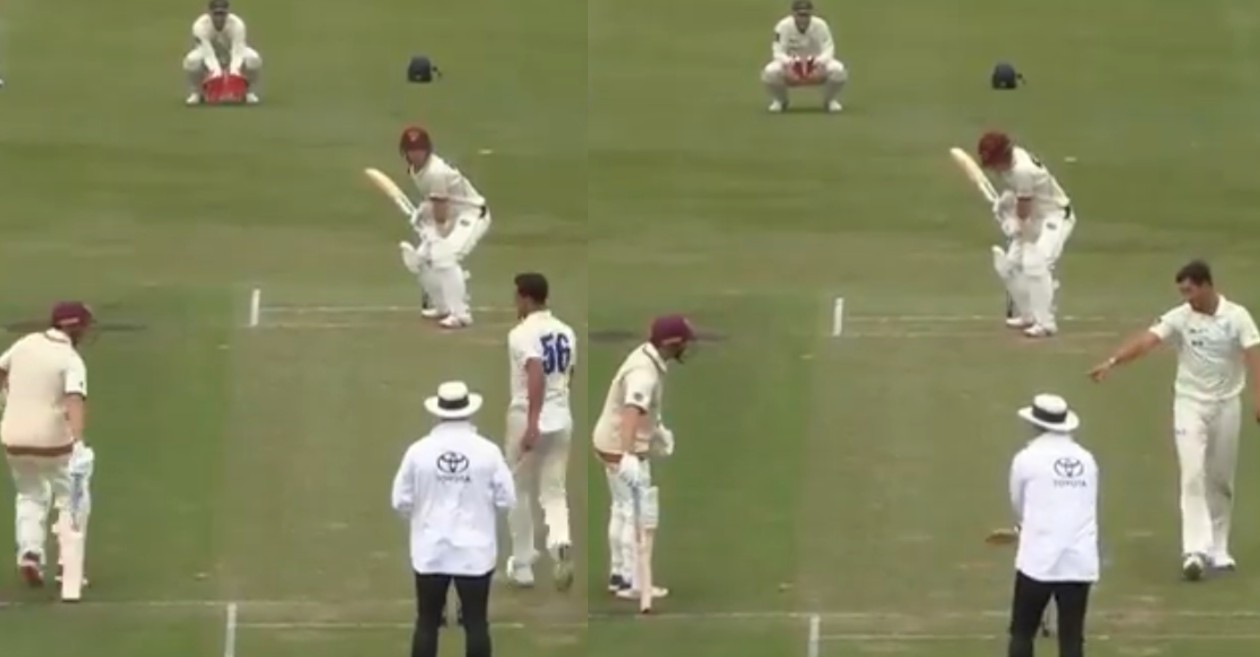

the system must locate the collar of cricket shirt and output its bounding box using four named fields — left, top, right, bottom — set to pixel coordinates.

left=641, top=342, right=668, bottom=374
left=430, top=420, right=476, bottom=435
left=43, top=329, right=71, bottom=343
